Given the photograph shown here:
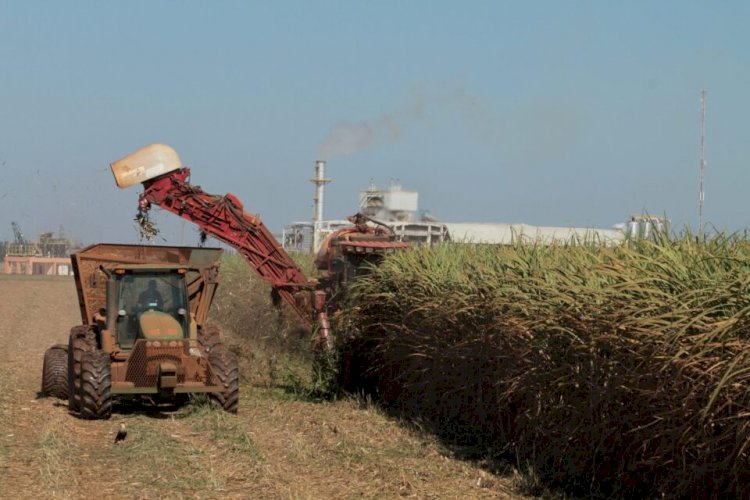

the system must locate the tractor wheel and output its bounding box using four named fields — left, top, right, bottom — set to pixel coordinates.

left=67, top=326, right=96, bottom=412
left=198, top=324, right=222, bottom=354
left=41, top=344, right=68, bottom=399
left=208, top=346, right=239, bottom=413
left=79, top=349, right=112, bottom=420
